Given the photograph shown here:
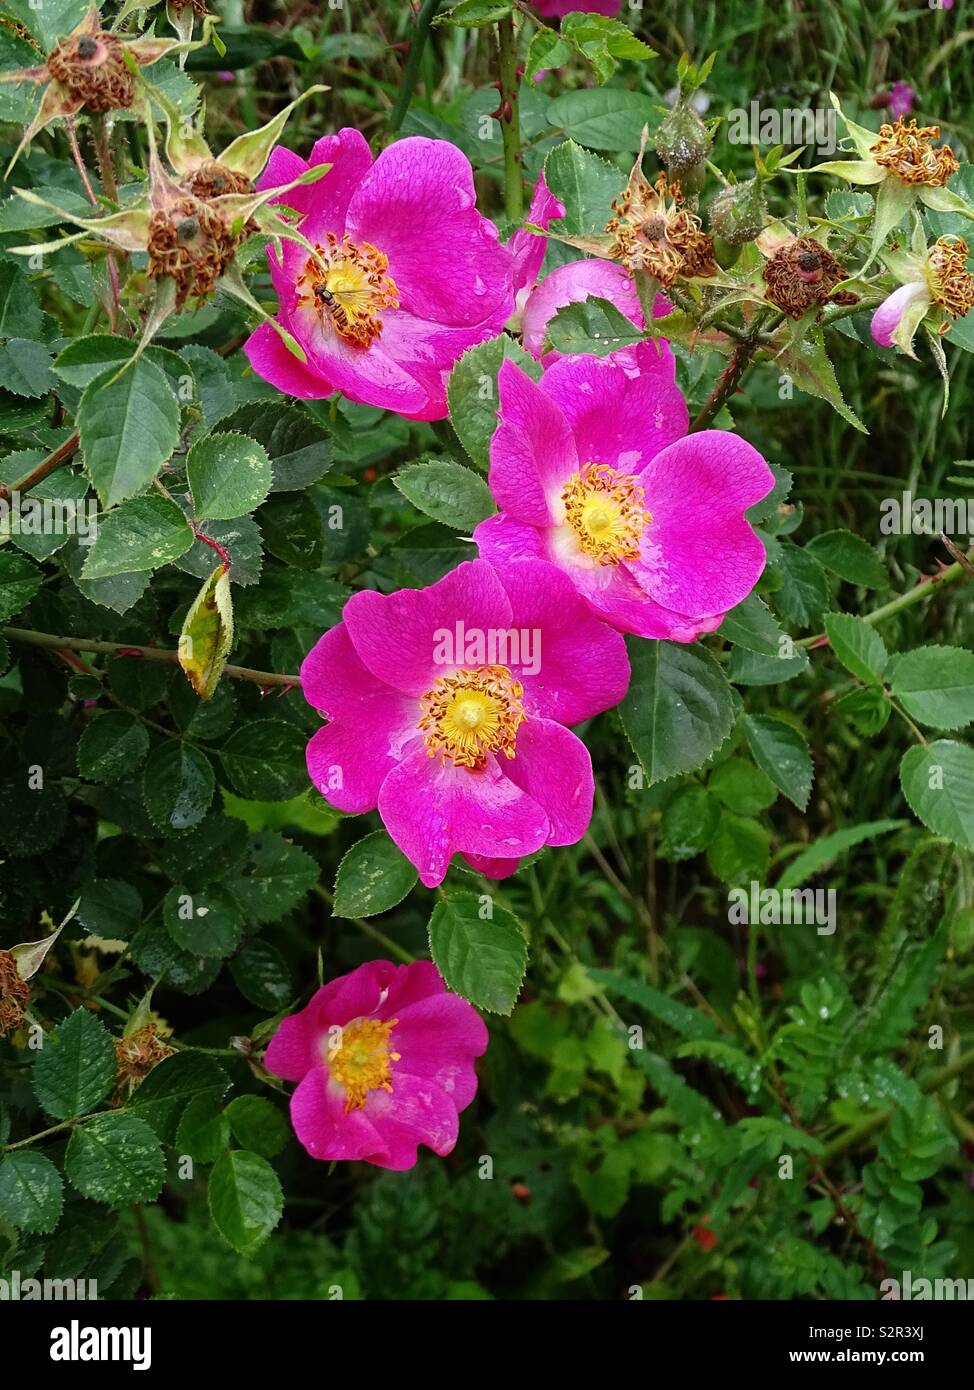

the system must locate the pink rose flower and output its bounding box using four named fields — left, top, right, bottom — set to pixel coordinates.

left=301, top=558, right=630, bottom=887
left=265, top=959, right=487, bottom=1170
left=509, top=171, right=567, bottom=313
left=534, top=0, right=622, bottom=16
left=474, top=348, right=775, bottom=641
left=521, top=257, right=672, bottom=366
left=244, top=130, right=514, bottom=420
